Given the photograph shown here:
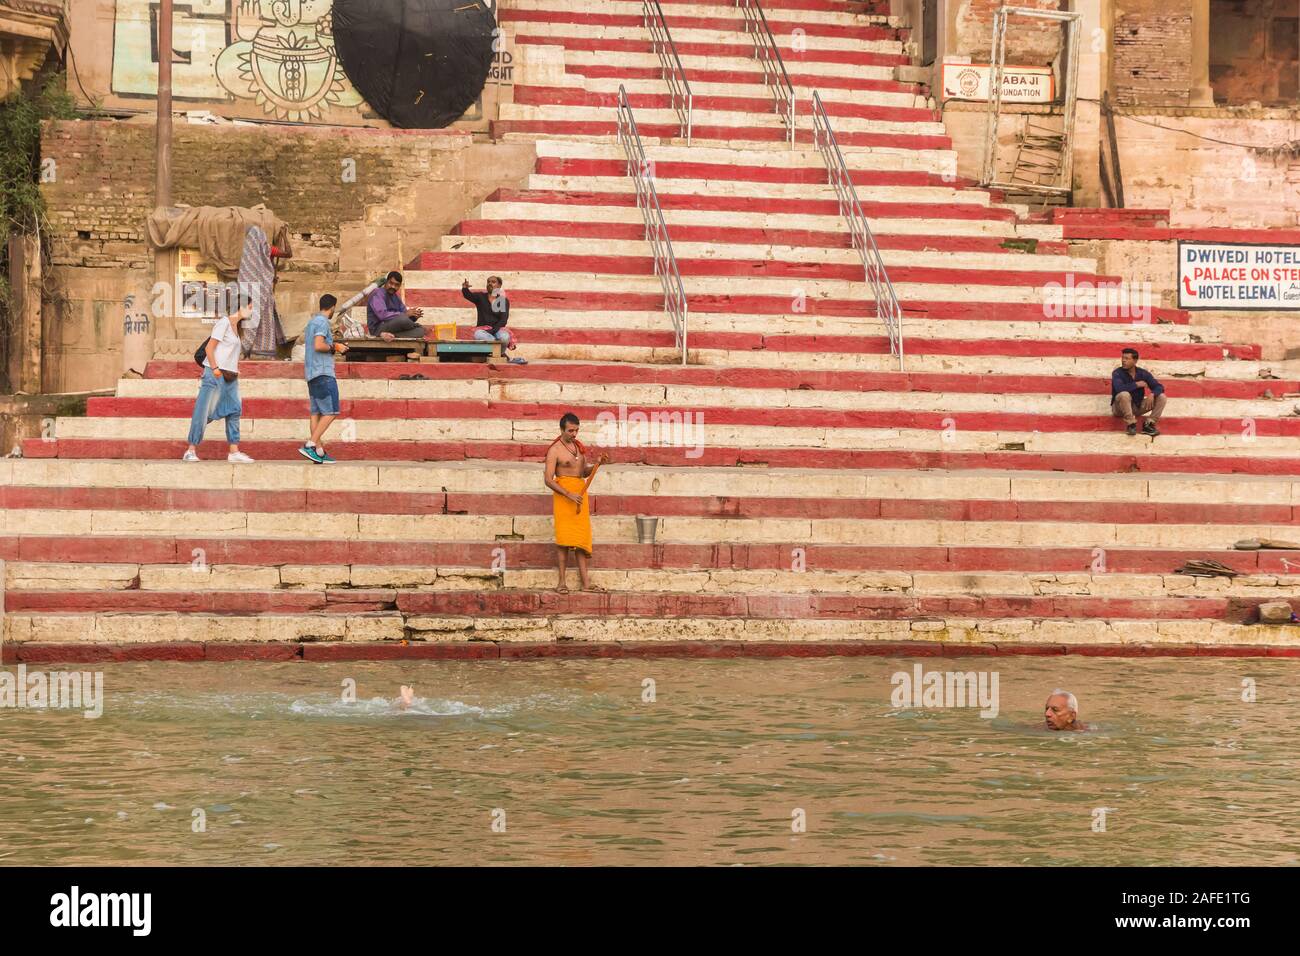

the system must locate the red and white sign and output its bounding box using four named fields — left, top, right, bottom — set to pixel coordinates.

left=941, top=63, right=1055, bottom=103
